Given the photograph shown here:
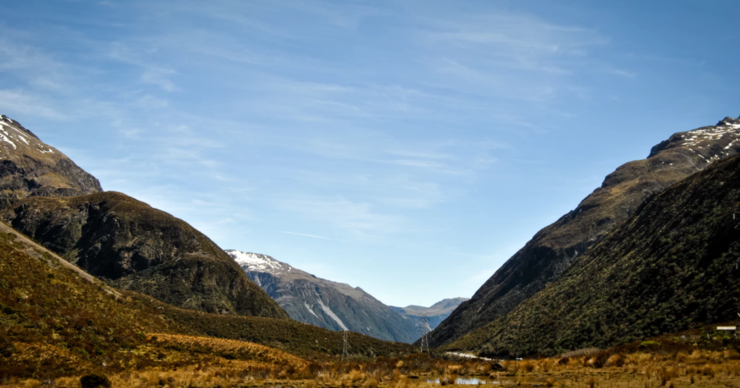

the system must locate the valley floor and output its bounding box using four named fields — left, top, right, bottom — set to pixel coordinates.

left=6, top=349, right=740, bottom=388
